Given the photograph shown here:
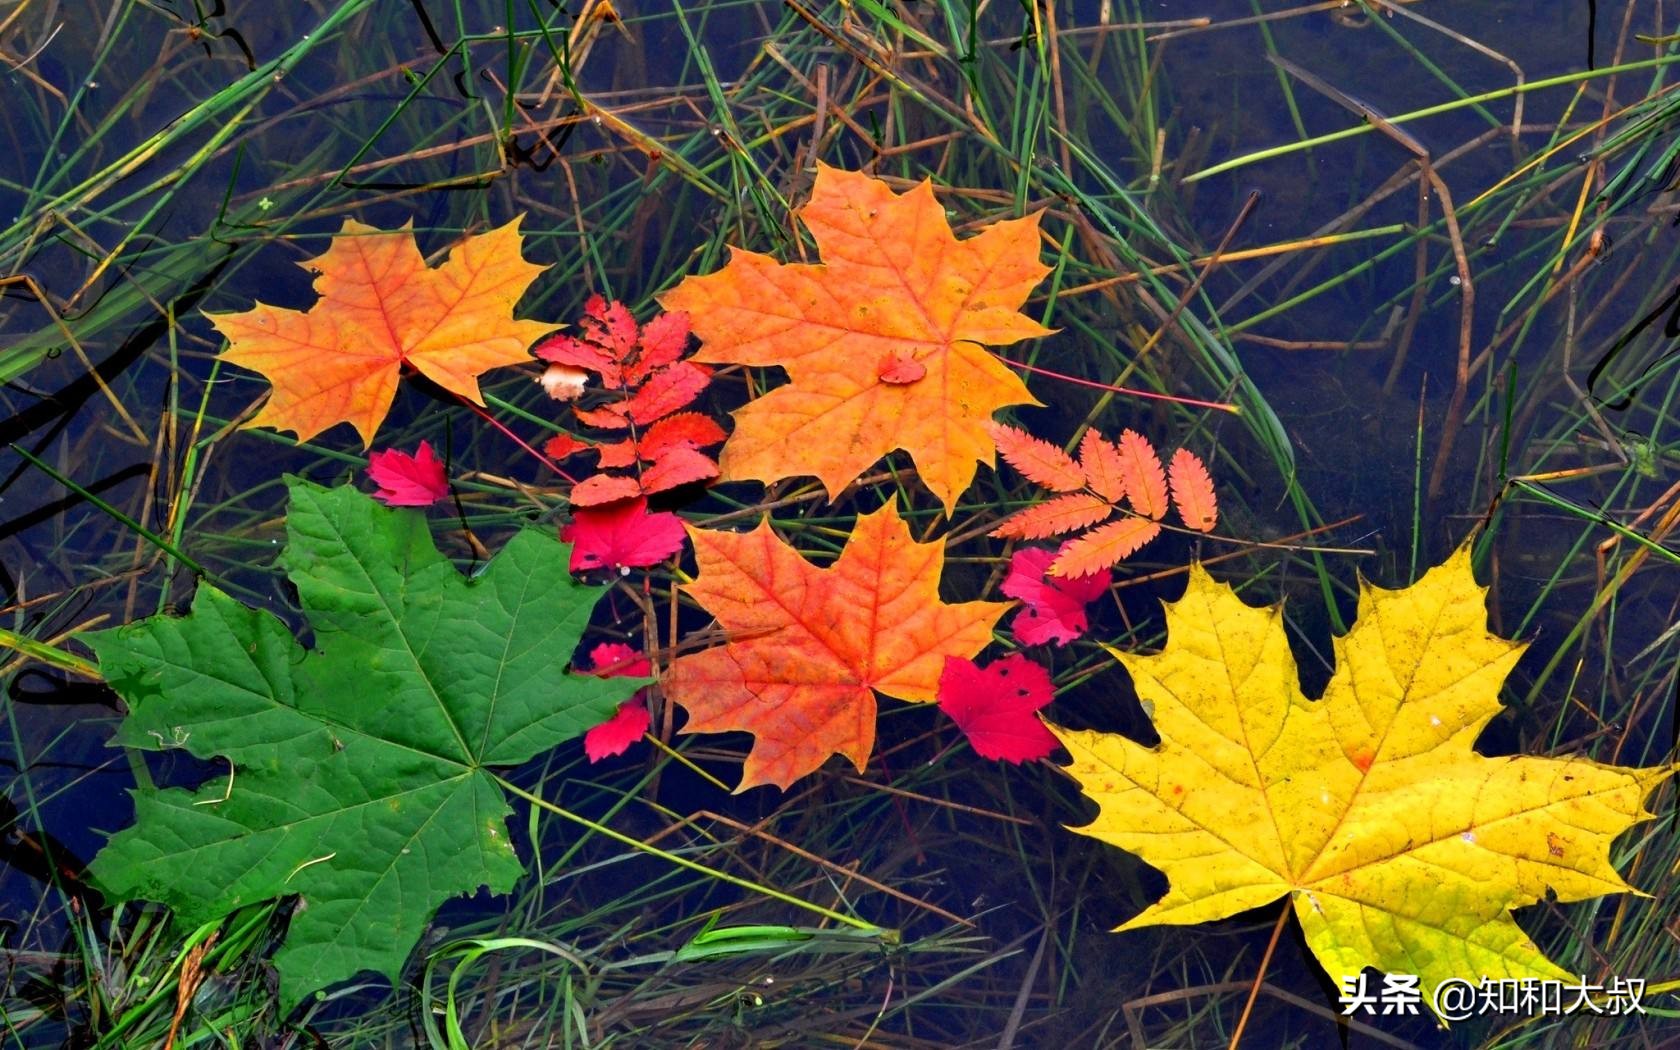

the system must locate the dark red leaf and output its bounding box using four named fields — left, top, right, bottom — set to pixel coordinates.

left=366, top=440, right=449, bottom=507
left=534, top=334, right=617, bottom=384
left=560, top=497, right=688, bottom=572
left=584, top=699, right=651, bottom=762
left=936, top=653, right=1058, bottom=763
left=619, top=360, right=711, bottom=424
